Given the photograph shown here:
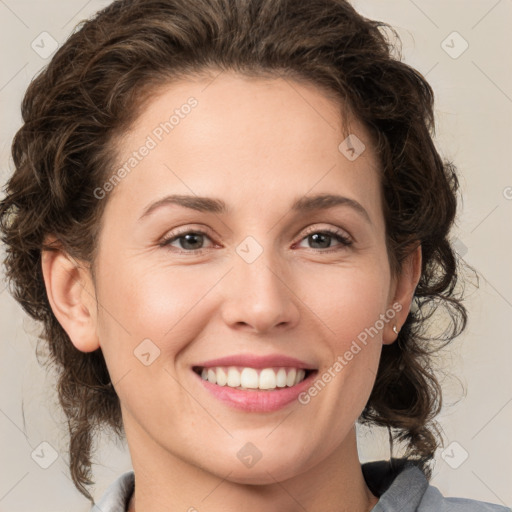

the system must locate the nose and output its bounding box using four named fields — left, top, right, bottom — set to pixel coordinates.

left=220, top=246, right=301, bottom=335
